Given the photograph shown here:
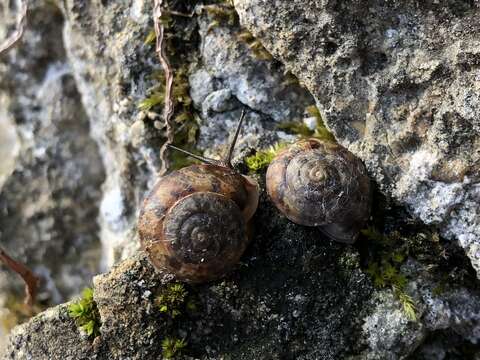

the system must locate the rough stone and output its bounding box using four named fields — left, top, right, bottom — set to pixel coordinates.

left=2, top=197, right=376, bottom=359
left=234, top=0, right=480, bottom=276
left=0, top=0, right=105, bottom=318
left=4, top=193, right=480, bottom=359
left=360, top=259, right=480, bottom=359
left=190, top=5, right=314, bottom=156
left=1, top=1, right=480, bottom=359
